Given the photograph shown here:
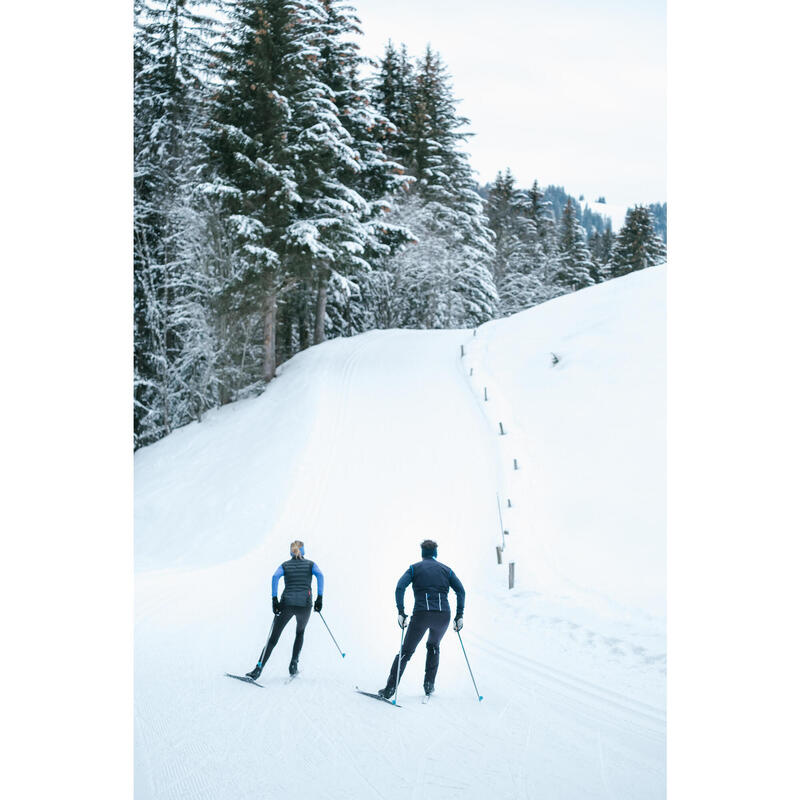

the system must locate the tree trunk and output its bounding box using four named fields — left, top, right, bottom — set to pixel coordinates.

left=313, top=274, right=327, bottom=345
left=263, top=292, right=277, bottom=381
left=298, top=286, right=310, bottom=351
